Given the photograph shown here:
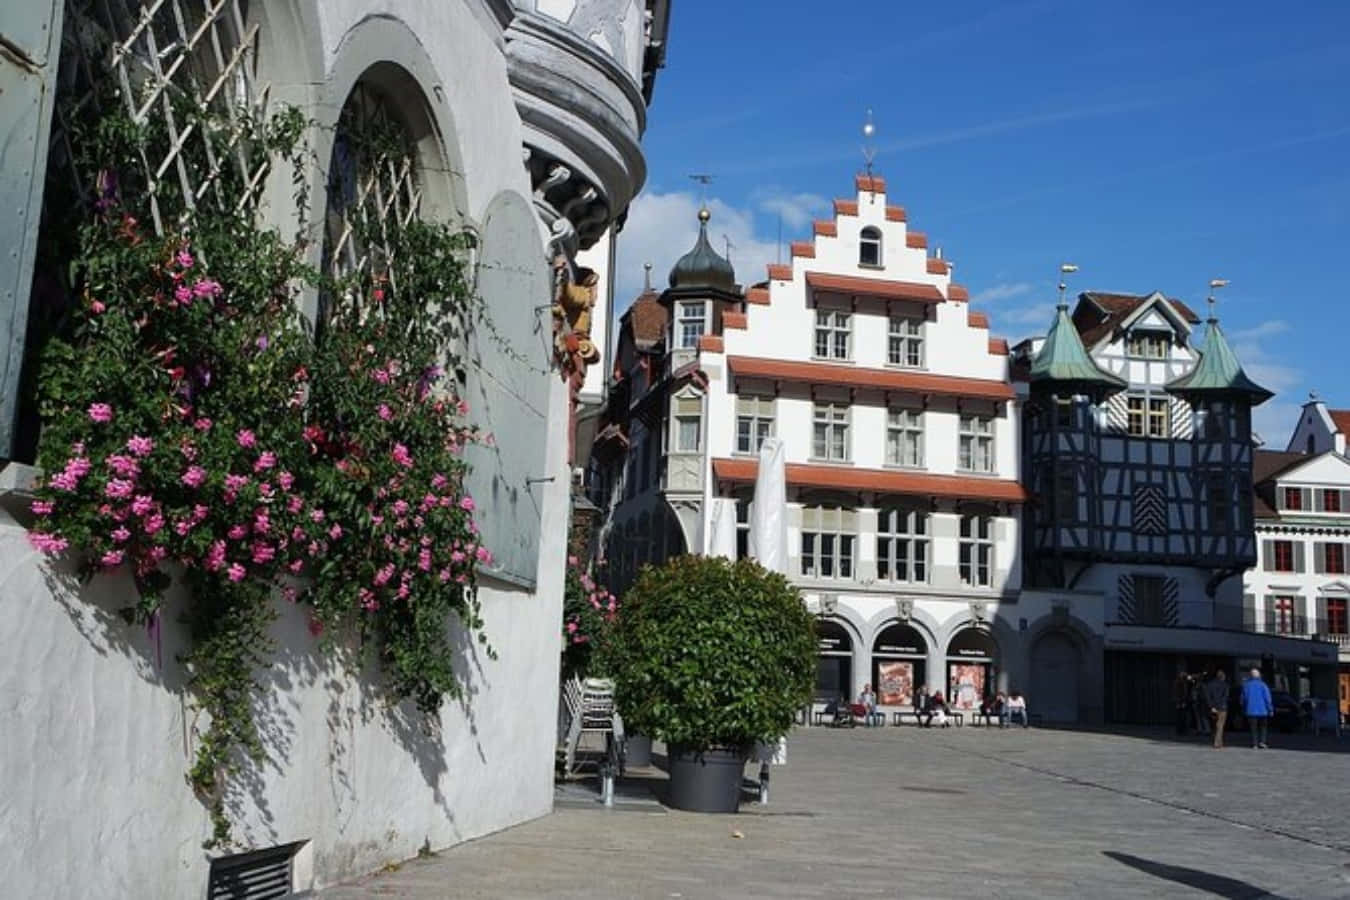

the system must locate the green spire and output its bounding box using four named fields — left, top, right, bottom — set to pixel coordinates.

left=1166, top=315, right=1273, bottom=404
left=1030, top=302, right=1126, bottom=396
